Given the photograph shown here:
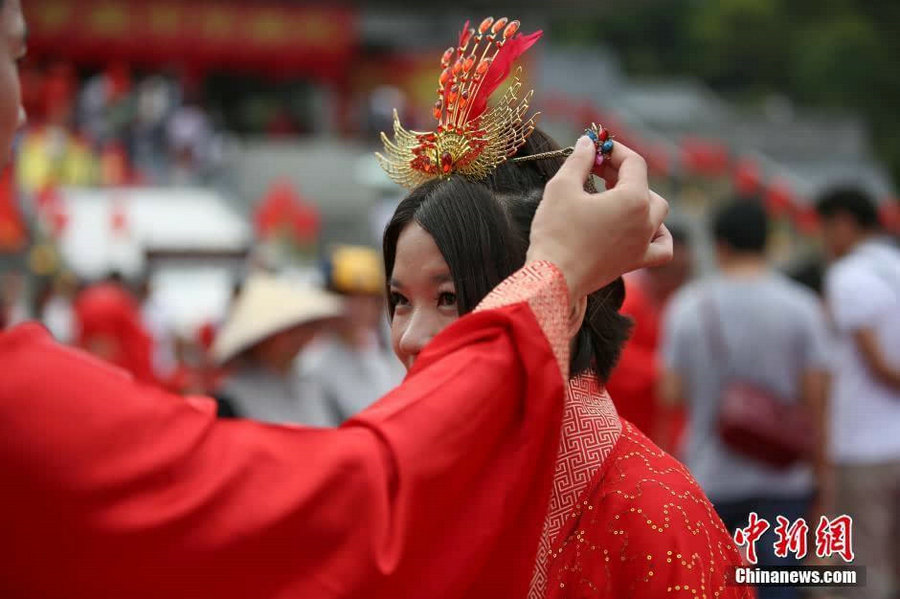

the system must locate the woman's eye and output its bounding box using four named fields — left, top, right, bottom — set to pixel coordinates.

left=390, top=292, right=409, bottom=307
left=438, top=292, right=457, bottom=307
